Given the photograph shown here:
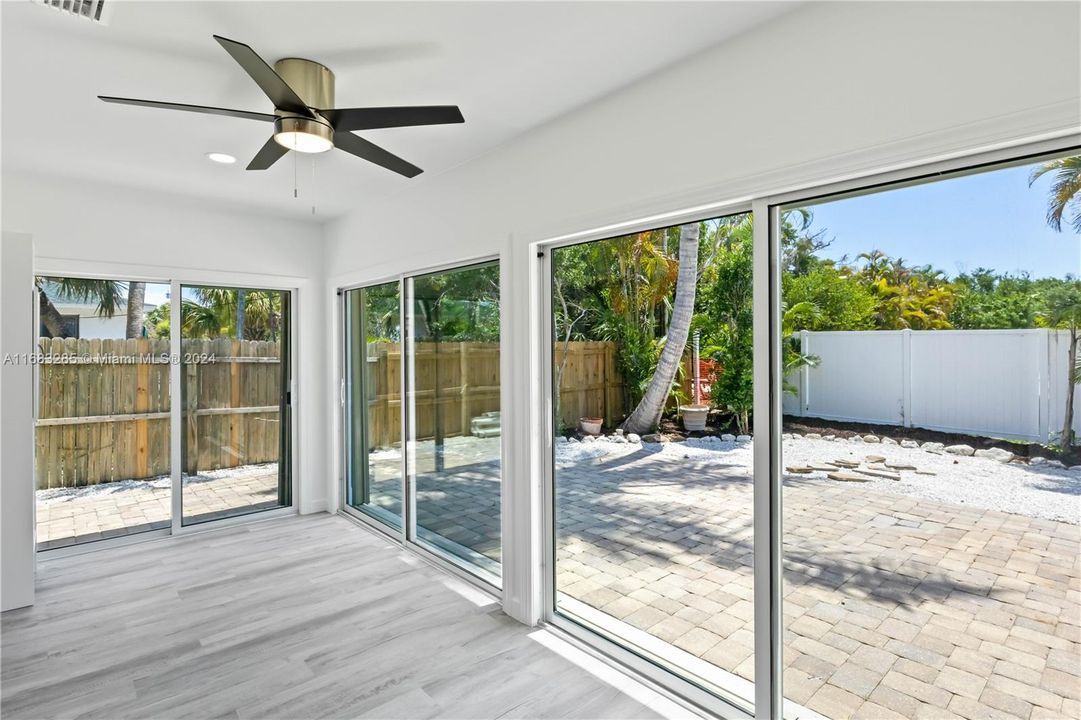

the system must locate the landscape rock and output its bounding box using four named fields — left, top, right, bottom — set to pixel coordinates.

left=858, top=468, right=901, bottom=480
left=804, top=433, right=822, bottom=440
left=627, top=433, right=641, bottom=443
left=786, top=466, right=813, bottom=474
left=1070, top=465, right=1081, bottom=472
left=885, top=461, right=917, bottom=470
left=614, top=429, right=624, bottom=437
left=568, top=436, right=580, bottom=443
left=556, top=436, right=568, bottom=444
left=823, top=434, right=837, bottom=441
left=921, top=442, right=945, bottom=454
left=721, top=434, right=736, bottom=442
left=1046, top=459, right=1066, bottom=469
left=863, top=435, right=881, bottom=443
left=864, top=454, right=886, bottom=463
left=828, top=471, right=871, bottom=482
left=1029, top=456, right=1047, bottom=466
left=581, top=435, right=596, bottom=443
left=900, top=440, right=920, bottom=449
left=641, top=433, right=663, bottom=443
left=736, top=435, right=752, bottom=442
left=945, top=444, right=975, bottom=456
left=974, top=447, right=1014, bottom=463
left=831, top=459, right=860, bottom=468
left=850, top=435, right=864, bottom=443
left=881, top=437, right=897, bottom=445
left=916, top=470, right=937, bottom=475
